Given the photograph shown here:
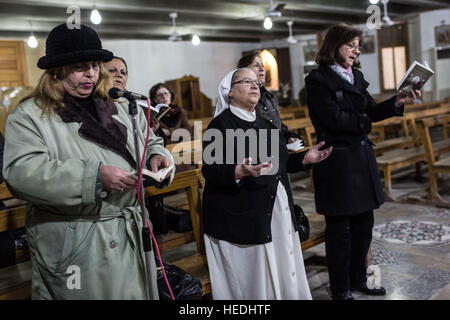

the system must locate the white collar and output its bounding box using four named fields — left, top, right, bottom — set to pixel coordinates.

left=230, top=105, right=256, bottom=122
